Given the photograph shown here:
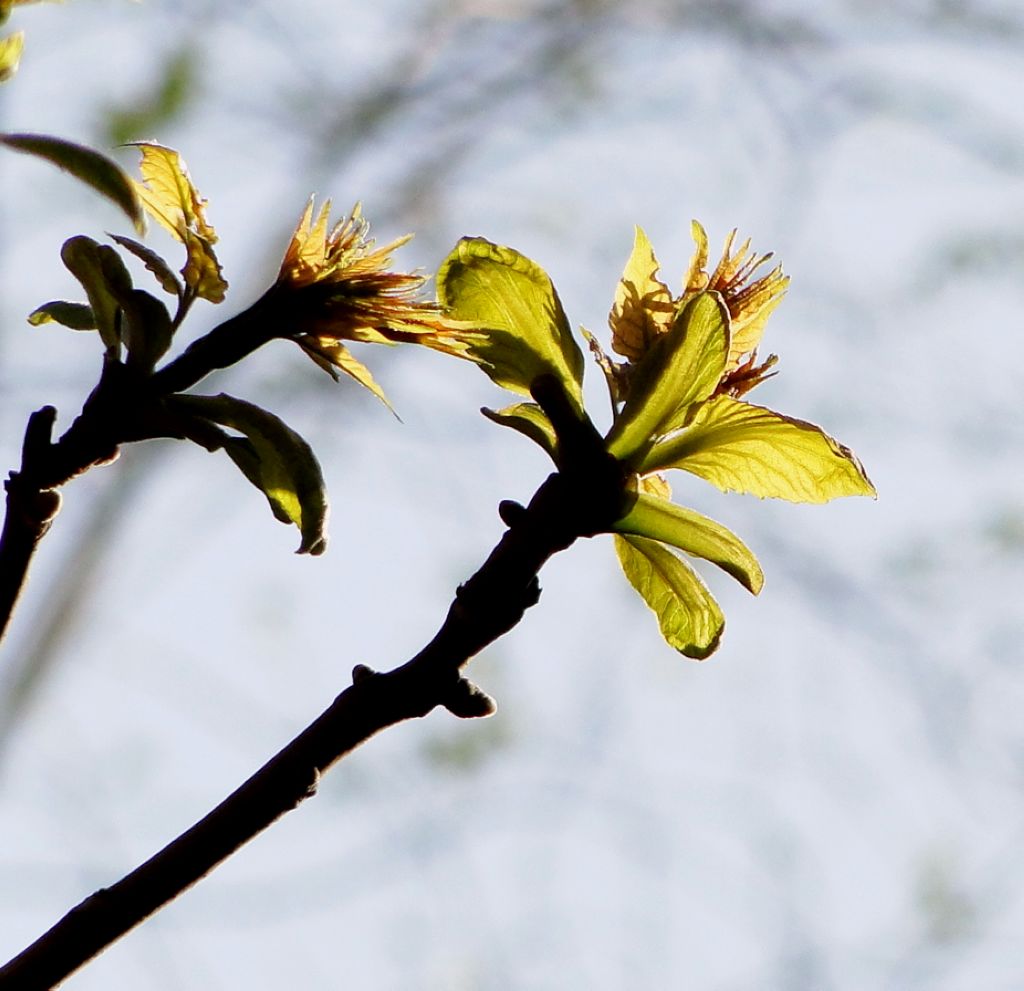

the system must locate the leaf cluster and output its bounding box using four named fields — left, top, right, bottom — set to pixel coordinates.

left=437, top=229, right=875, bottom=657
left=3, top=110, right=875, bottom=659
left=5, top=138, right=330, bottom=554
